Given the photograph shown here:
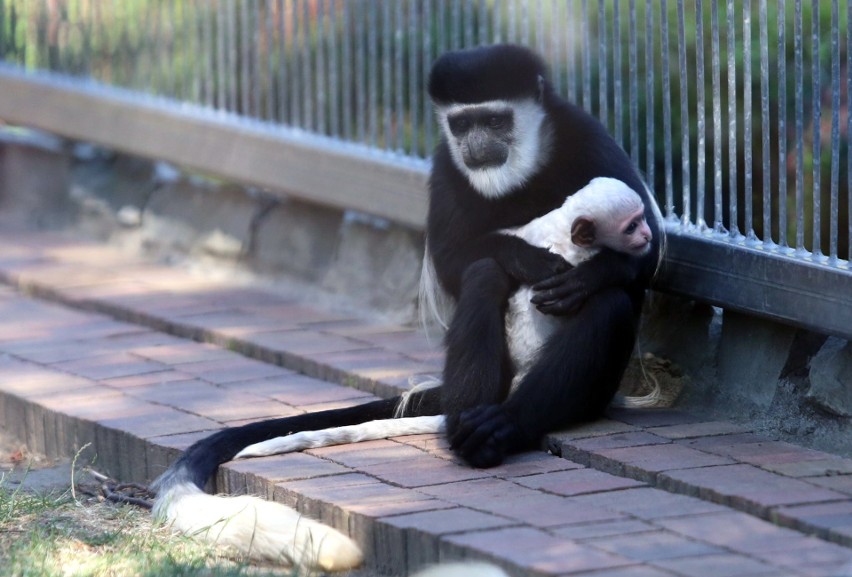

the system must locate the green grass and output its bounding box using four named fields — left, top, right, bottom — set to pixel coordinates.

left=0, top=474, right=298, bottom=577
